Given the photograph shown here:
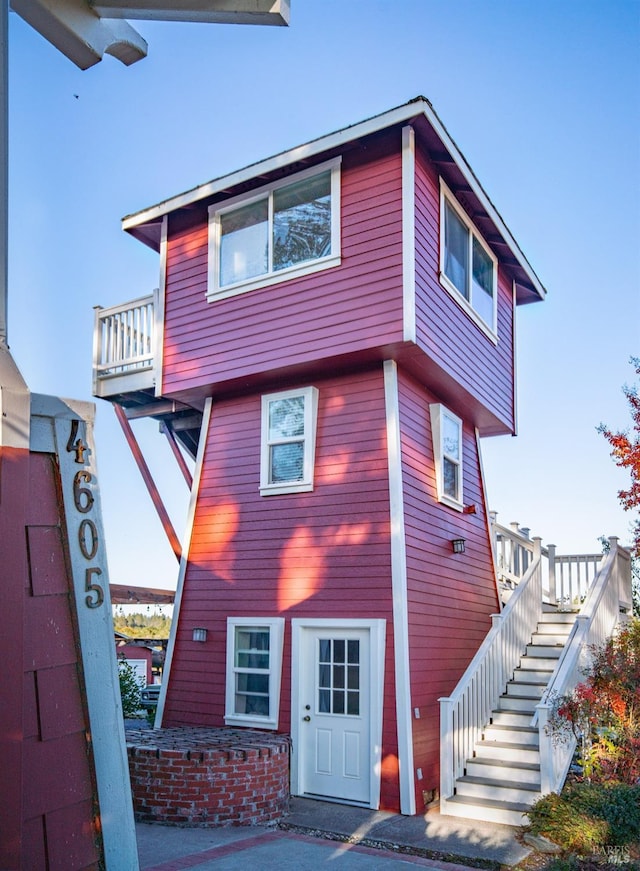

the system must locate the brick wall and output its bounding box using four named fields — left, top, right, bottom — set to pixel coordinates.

left=126, top=728, right=290, bottom=826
